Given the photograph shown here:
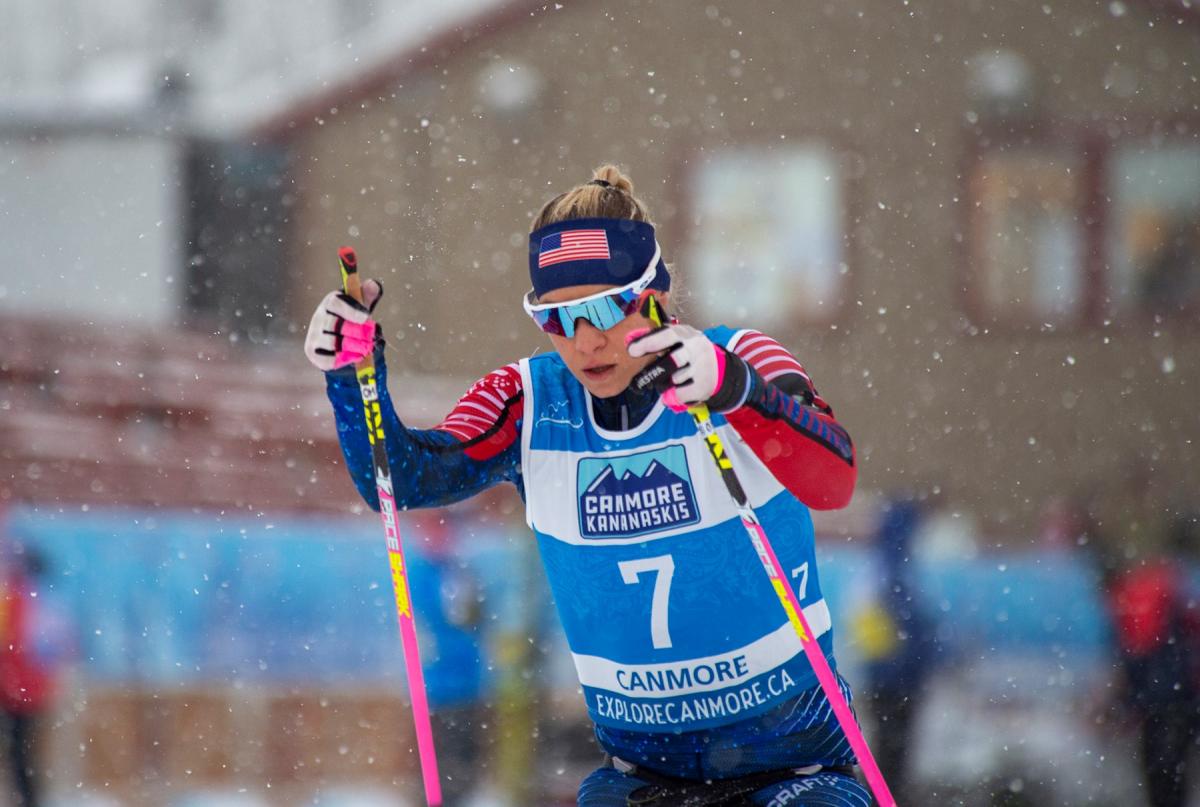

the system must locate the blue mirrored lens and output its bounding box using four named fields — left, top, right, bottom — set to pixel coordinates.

left=536, top=288, right=641, bottom=338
